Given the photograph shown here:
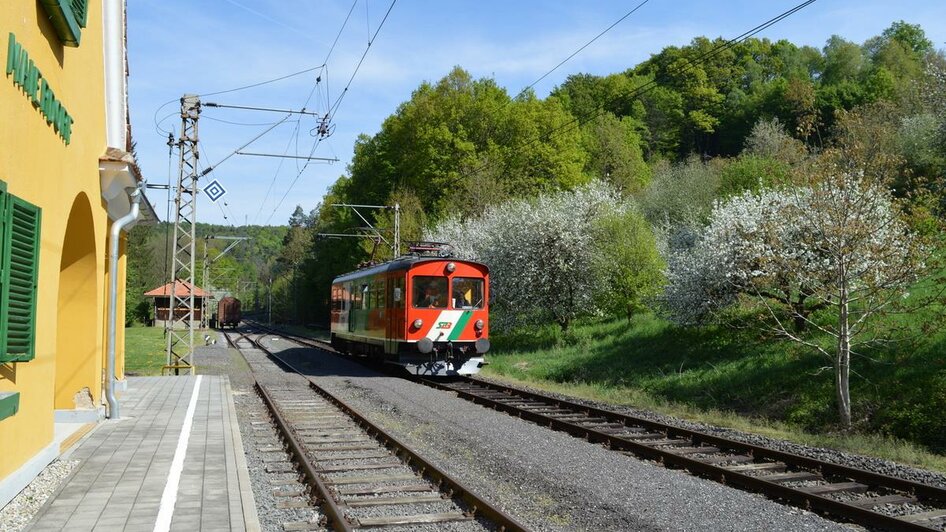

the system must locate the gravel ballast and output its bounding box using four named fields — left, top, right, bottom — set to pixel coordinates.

left=475, top=374, right=946, bottom=491
left=199, top=333, right=324, bottom=531
left=265, top=337, right=848, bottom=531
left=0, top=459, right=78, bottom=532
